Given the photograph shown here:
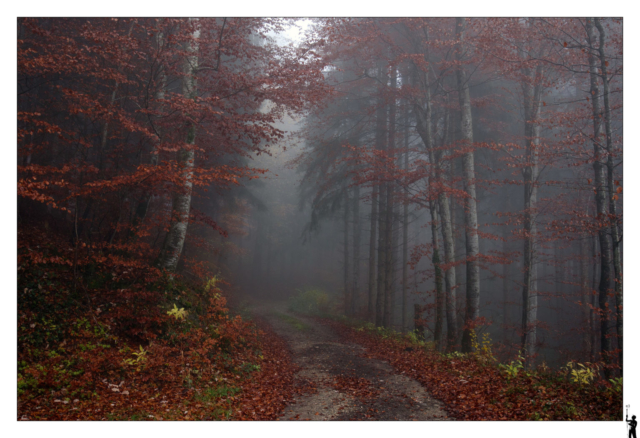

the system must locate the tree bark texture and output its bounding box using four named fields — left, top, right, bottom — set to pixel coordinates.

left=343, top=186, right=351, bottom=315
left=368, top=185, right=378, bottom=321
left=586, top=18, right=613, bottom=377
left=456, top=18, right=481, bottom=354
left=157, top=23, right=198, bottom=272
left=595, top=18, right=622, bottom=373
left=352, top=183, right=361, bottom=316
left=520, top=50, right=542, bottom=368
left=383, top=69, right=397, bottom=329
